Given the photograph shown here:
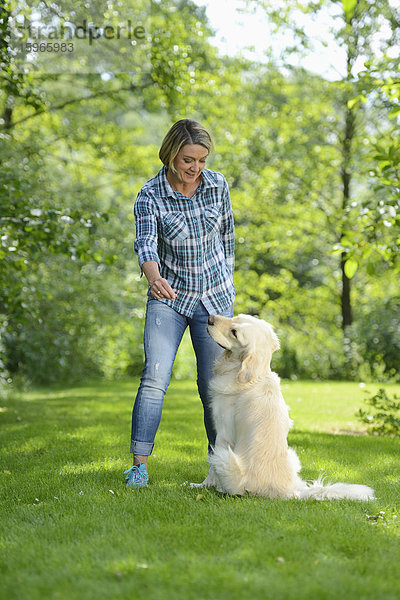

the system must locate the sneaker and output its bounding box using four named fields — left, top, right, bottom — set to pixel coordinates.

left=123, top=460, right=149, bottom=488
